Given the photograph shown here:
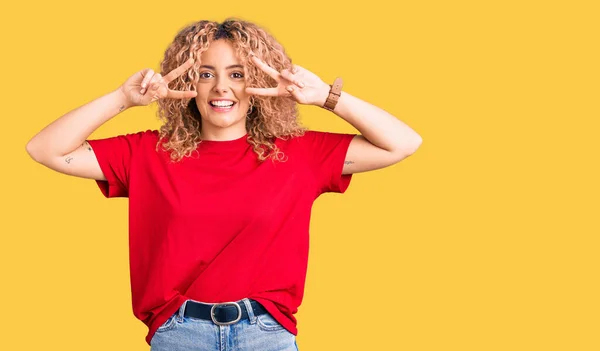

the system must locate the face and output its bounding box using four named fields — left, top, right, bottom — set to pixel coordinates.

left=193, top=39, right=251, bottom=134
